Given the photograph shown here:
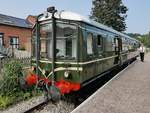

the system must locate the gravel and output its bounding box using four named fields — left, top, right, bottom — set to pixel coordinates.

left=33, top=100, right=75, bottom=113
left=0, top=94, right=75, bottom=113
left=1, top=95, right=45, bottom=113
